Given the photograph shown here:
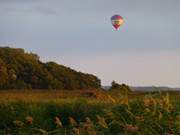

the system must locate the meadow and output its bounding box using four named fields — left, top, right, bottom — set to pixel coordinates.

left=0, top=89, right=179, bottom=135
